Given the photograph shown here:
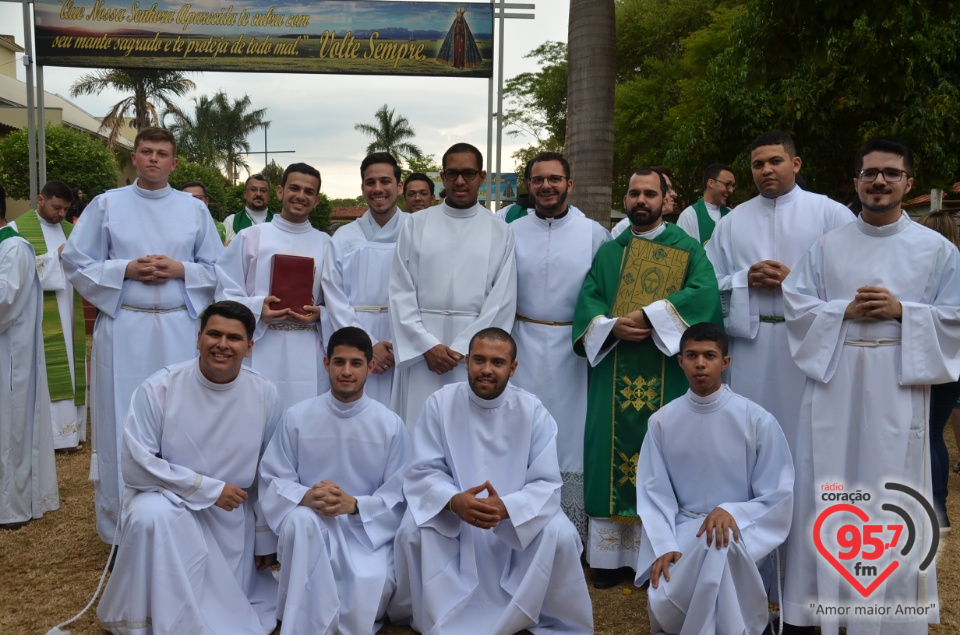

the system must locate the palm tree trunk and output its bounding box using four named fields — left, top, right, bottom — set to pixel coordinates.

left=565, top=0, right=616, bottom=227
